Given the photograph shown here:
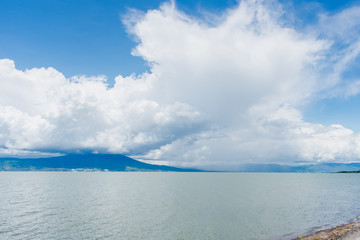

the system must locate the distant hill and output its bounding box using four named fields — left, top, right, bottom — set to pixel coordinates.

left=233, top=162, right=360, bottom=173
left=336, top=170, right=360, bottom=173
left=0, top=154, right=201, bottom=172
